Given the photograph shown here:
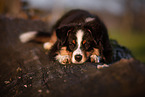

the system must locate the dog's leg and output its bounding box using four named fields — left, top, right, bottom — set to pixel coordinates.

left=43, top=31, right=57, bottom=50
left=20, top=31, right=57, bottom=51
left=55, top=47, right=71, bottom=65
left=97, top=64, right=109, bottom=69
left=90, top=48, right=109, bottom=68
left=90, top=48, right=101, bottom=63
